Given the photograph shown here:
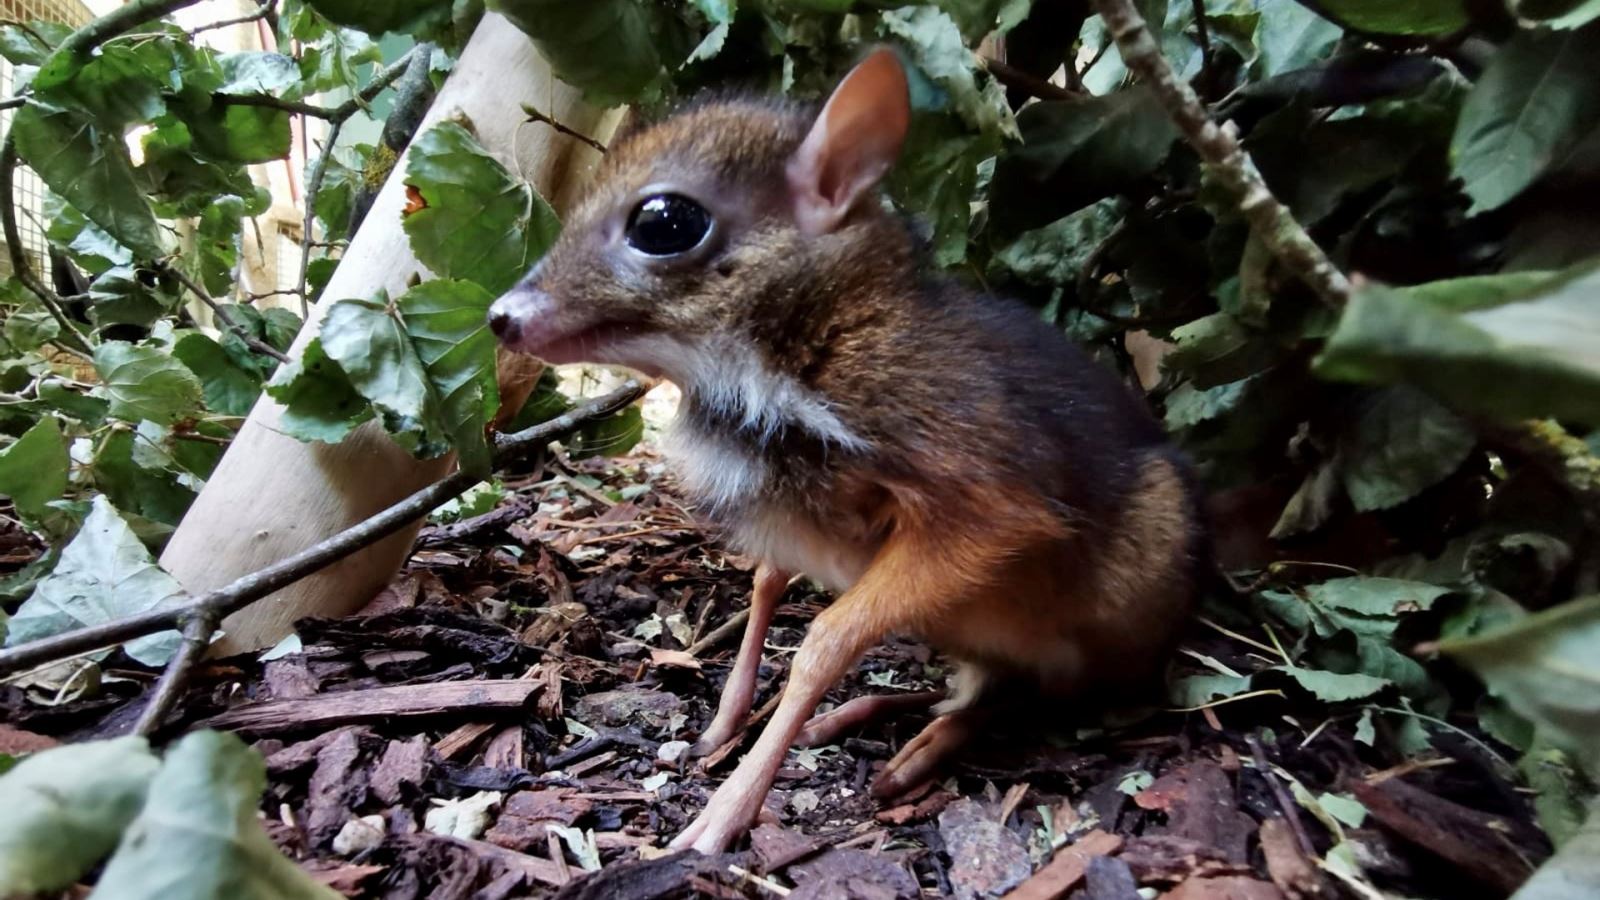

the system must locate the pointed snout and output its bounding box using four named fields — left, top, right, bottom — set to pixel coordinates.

left=487, top=281, right=556, bottom=353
